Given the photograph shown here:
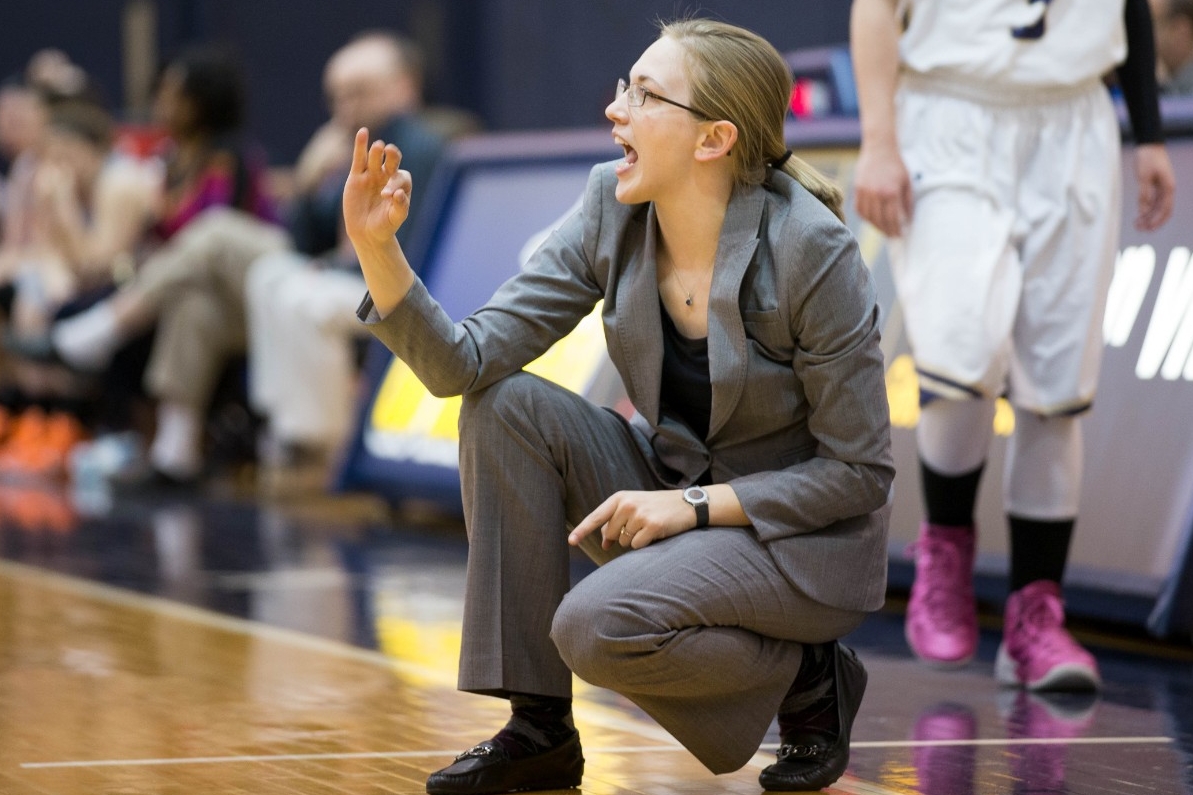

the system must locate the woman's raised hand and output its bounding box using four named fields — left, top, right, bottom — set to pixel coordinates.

left=342, top=128, right=412, bottom=250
